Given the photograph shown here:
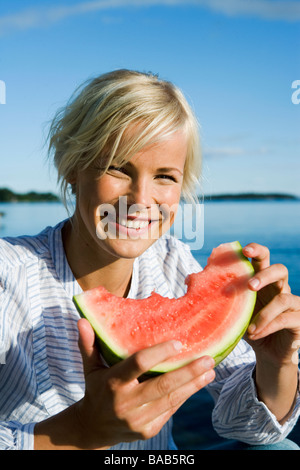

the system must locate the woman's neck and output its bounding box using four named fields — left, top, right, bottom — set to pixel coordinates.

left=61, top=218, right=134, bottom=297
